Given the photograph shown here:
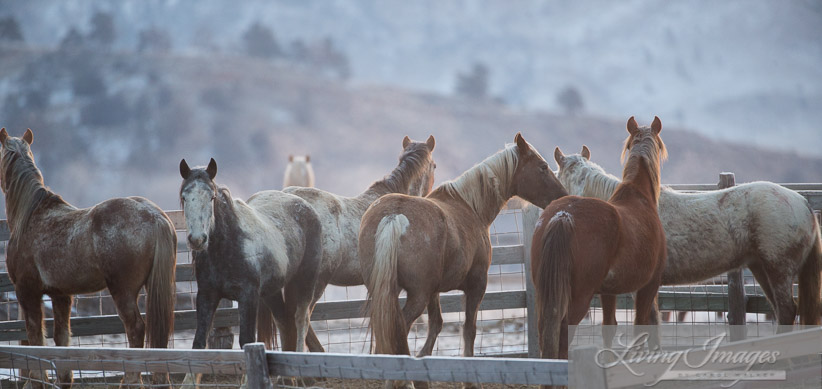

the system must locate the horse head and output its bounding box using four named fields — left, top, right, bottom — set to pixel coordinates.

left=620, top=116, right=667, bottom=203
left=179, top=158, right=219, bottom=251
left=404, top=135, right=437, bottom=197
left=554, top=145, right=592, bottom=196
left=509, top=133, right=568, bottom=209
